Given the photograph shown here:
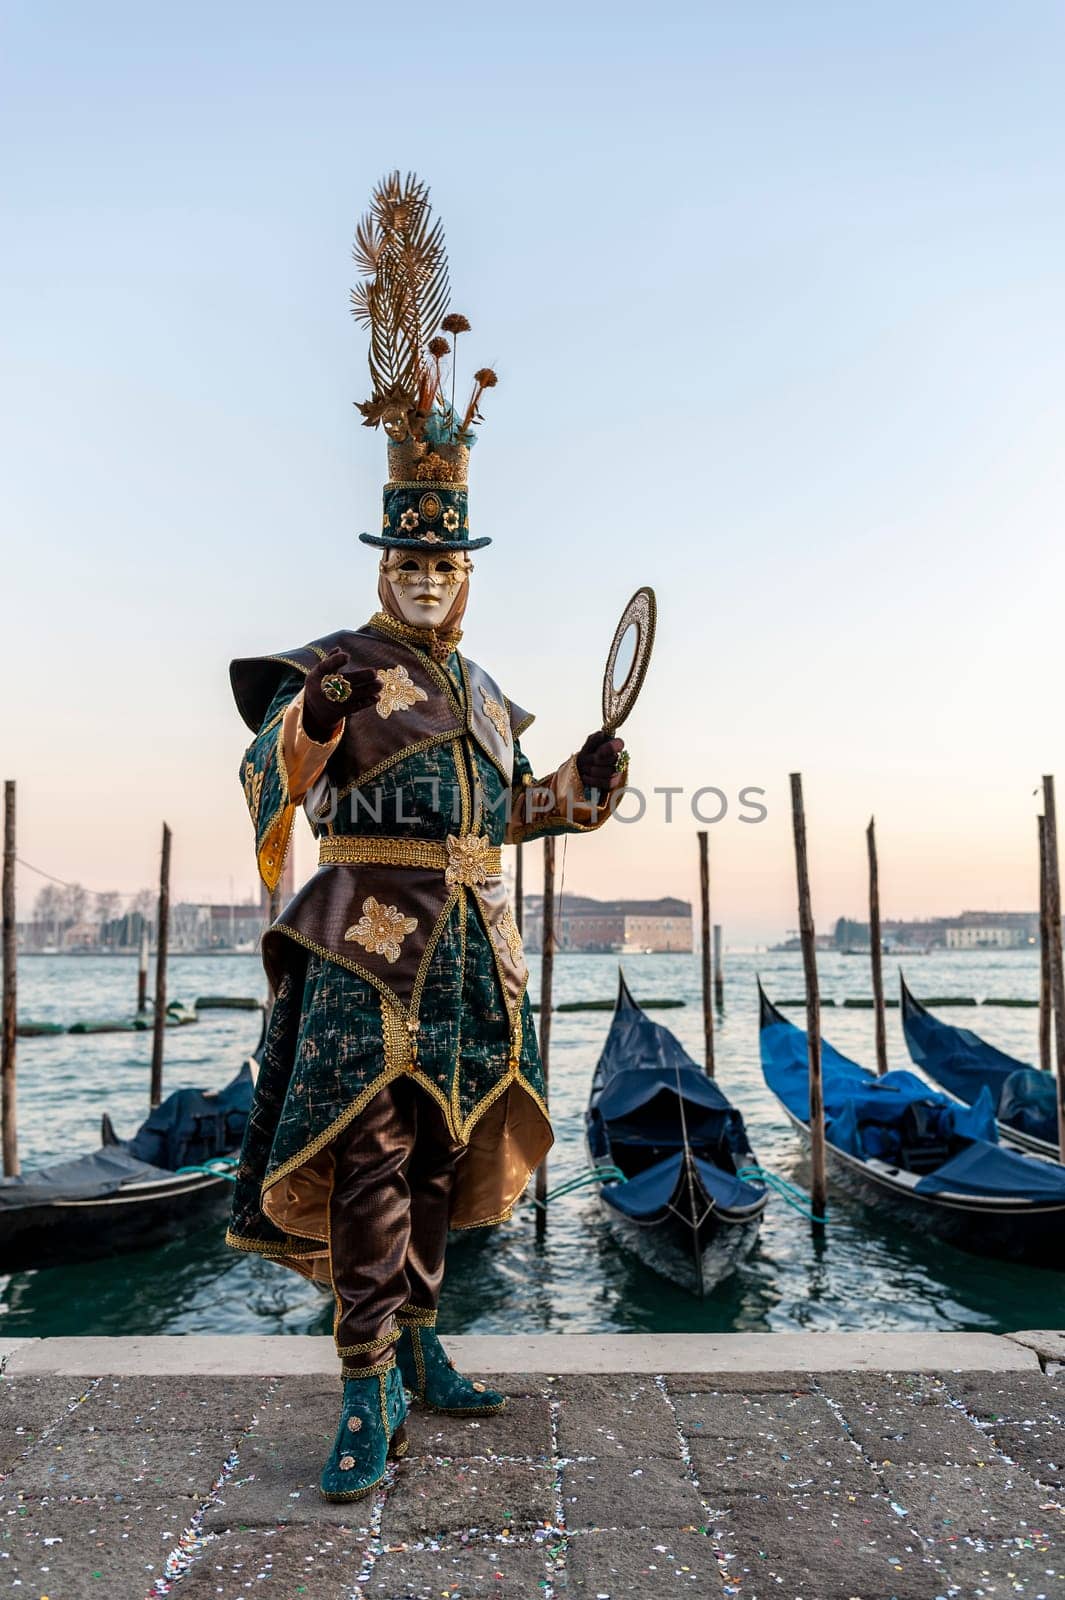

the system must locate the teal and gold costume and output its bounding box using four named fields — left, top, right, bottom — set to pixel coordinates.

left=227, top=612, right=612, bottom=1261
left=226, top=169, right=627, bottom=1501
